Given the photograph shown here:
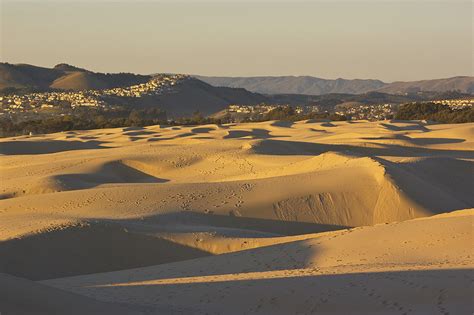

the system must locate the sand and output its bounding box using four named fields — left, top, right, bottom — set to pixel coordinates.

left=0, top=120, right=473, bottom=314
left=43, top=209, right=474, bottom=315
